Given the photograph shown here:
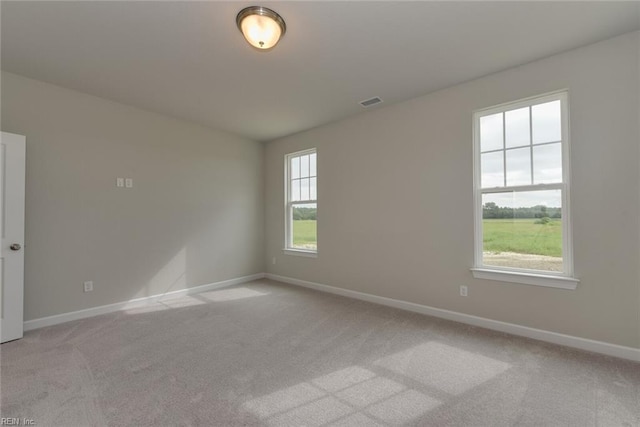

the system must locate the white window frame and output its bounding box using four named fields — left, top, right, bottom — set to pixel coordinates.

left=284, top=148, right=317, bottom=257
left=471, top=91, right=578, bottom=289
